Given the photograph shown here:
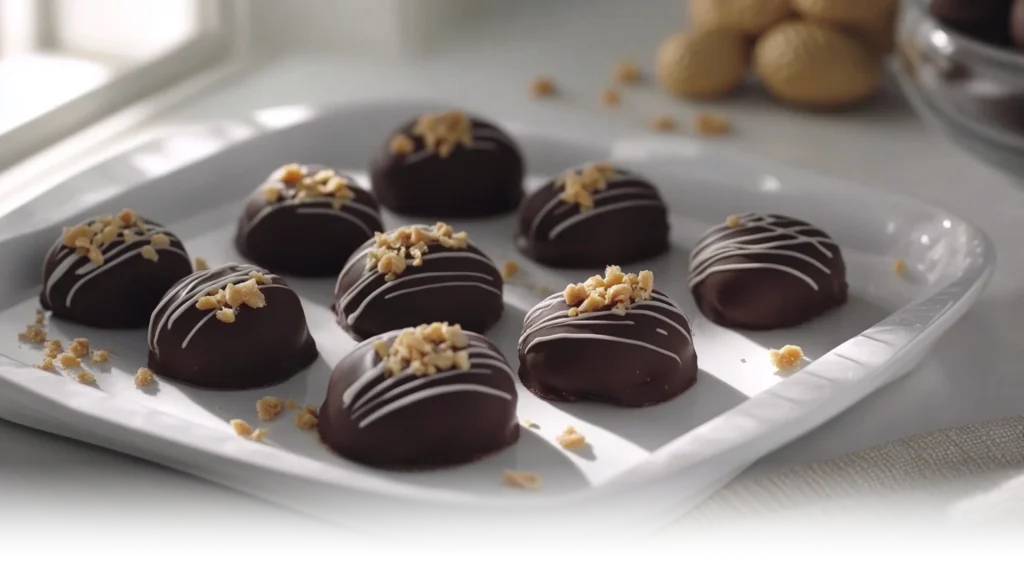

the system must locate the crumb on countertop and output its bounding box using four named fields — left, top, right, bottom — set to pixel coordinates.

left=650, top=115, right=678, bottom=133
left=769, top=345, right=805, bottom=371
left=694, top=112, right=732, bottom=135
left=256, top=396, right=286, bottom=421
left=503, top=470, right=542, bottom=490
left=556, top=425, right=587, bottom=449
left=500, top=260, right=519, bottom=280
left=134, top=367, right=155, bottom=387
left=530, top=76, right=557, bottom=98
